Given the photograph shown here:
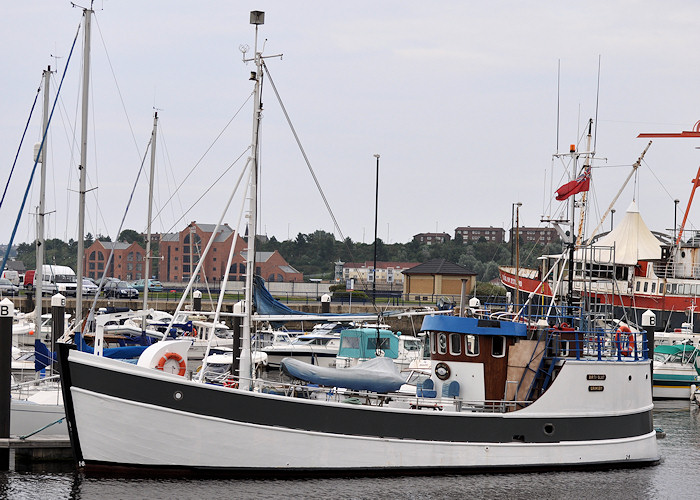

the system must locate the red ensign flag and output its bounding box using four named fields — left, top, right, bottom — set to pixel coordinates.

left=556, top=167, right=591, bottom=201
